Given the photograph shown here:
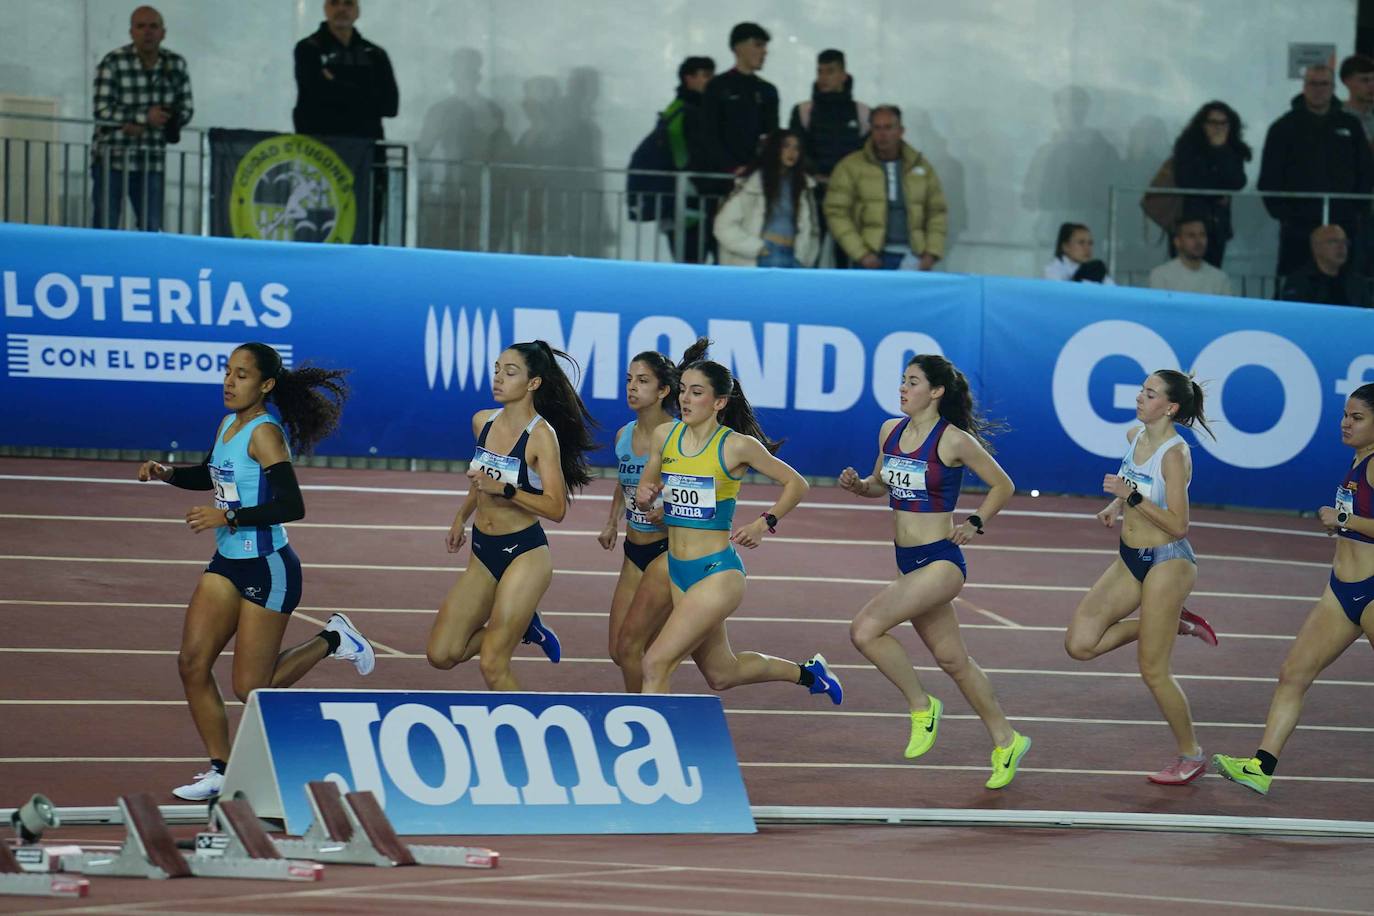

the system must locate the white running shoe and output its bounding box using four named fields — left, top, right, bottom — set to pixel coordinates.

left=172, top=768, right=224, bottom=801
left=325, top=612, right=376, bottom=676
